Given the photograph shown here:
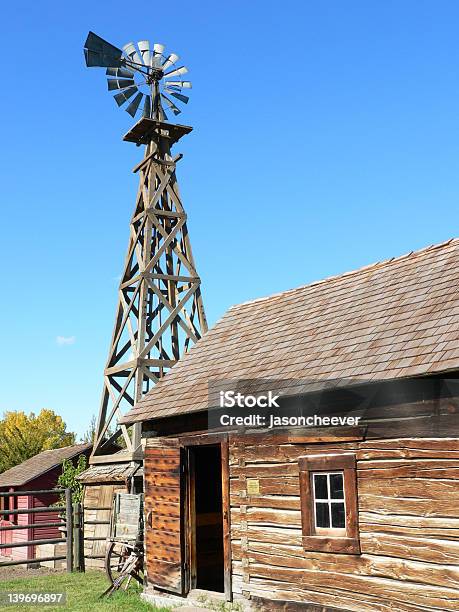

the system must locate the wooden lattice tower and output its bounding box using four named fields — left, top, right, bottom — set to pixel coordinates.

left=92, top=119, right=207, bottom=462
